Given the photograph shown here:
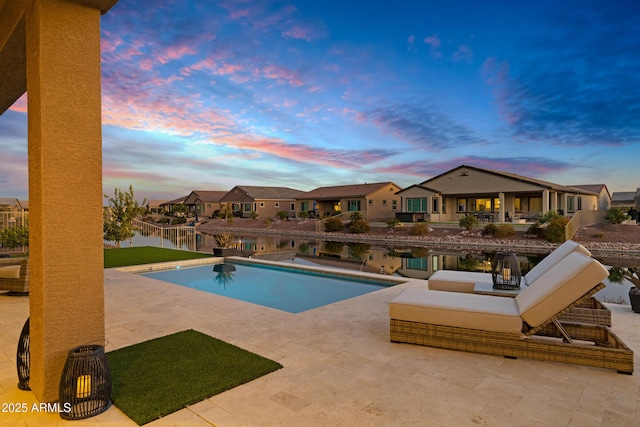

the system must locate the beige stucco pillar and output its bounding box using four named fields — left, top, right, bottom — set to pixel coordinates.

left=26, top=0, right=105, bottom=402
left=498, top=192, right=505, bottom=222
left=542, top=190, right=549, bottom=215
